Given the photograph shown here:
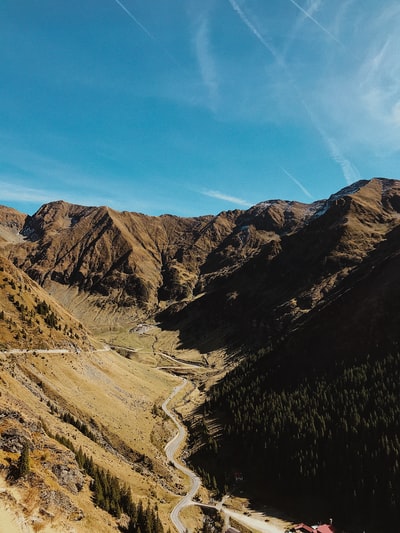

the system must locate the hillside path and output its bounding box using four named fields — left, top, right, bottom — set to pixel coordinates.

left=162, top=379, right=201, bottom=533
